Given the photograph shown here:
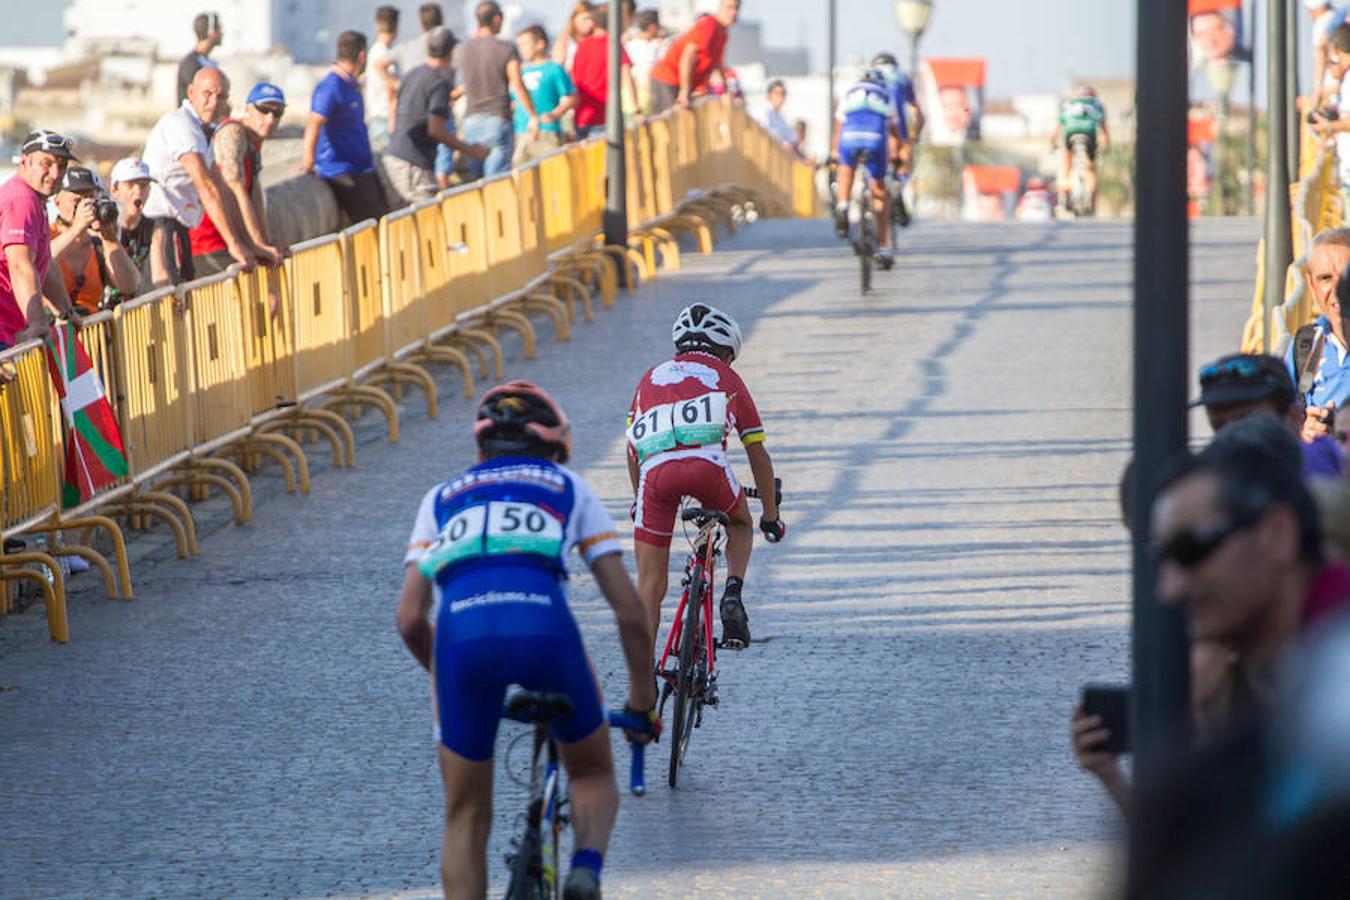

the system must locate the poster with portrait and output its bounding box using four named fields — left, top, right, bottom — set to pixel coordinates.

left=918, top=58, right=986, bottom=146
left=1188, top=0, right=1250, bottom=70
left=961, top=166, right=1020, bottom=221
